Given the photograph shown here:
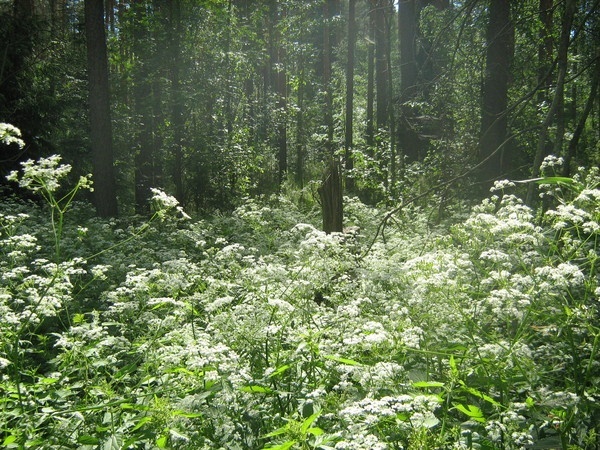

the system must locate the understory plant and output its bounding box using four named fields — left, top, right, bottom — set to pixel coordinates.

left=1, top=148, right=598, bottom=449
